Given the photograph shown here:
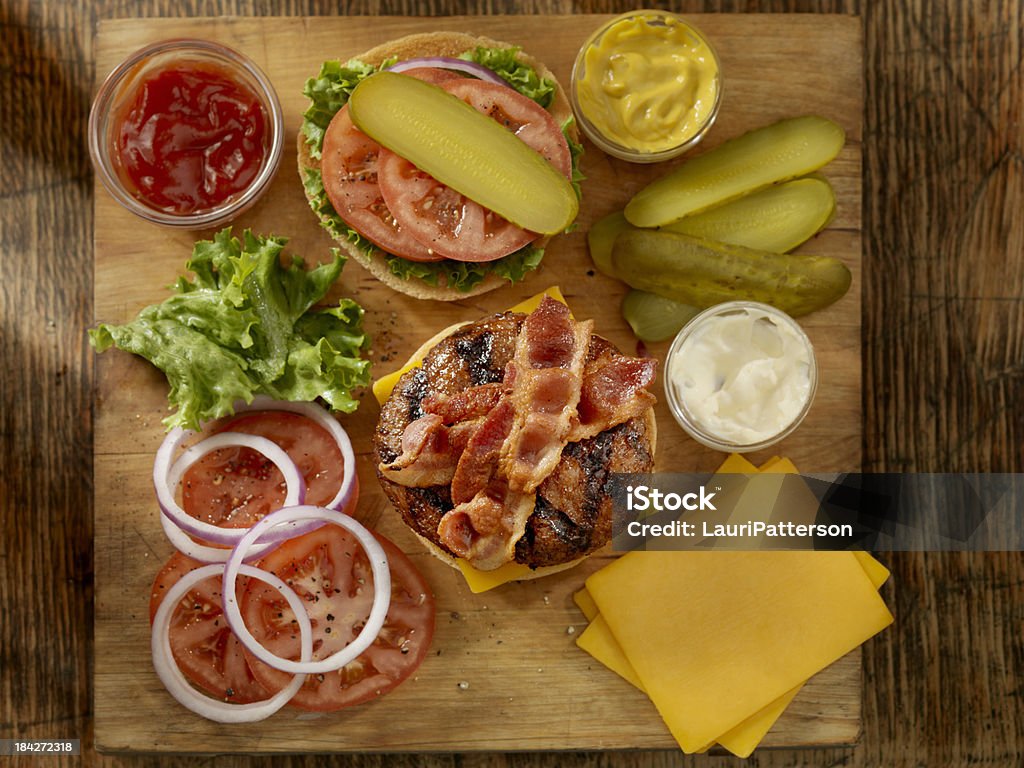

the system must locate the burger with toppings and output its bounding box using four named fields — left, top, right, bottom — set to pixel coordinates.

left=374, top=296, right=658, bottom=578
left=299, top=33, right=584, bottom=301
